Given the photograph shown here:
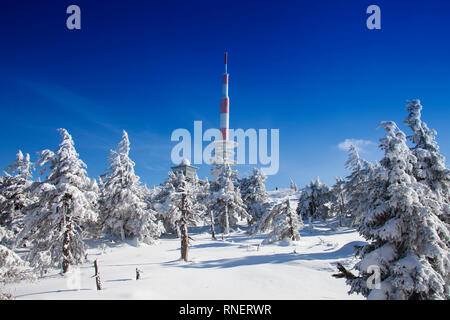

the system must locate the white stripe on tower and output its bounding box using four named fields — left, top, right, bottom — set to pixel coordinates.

left=220, top=52, right=229, bottom=141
